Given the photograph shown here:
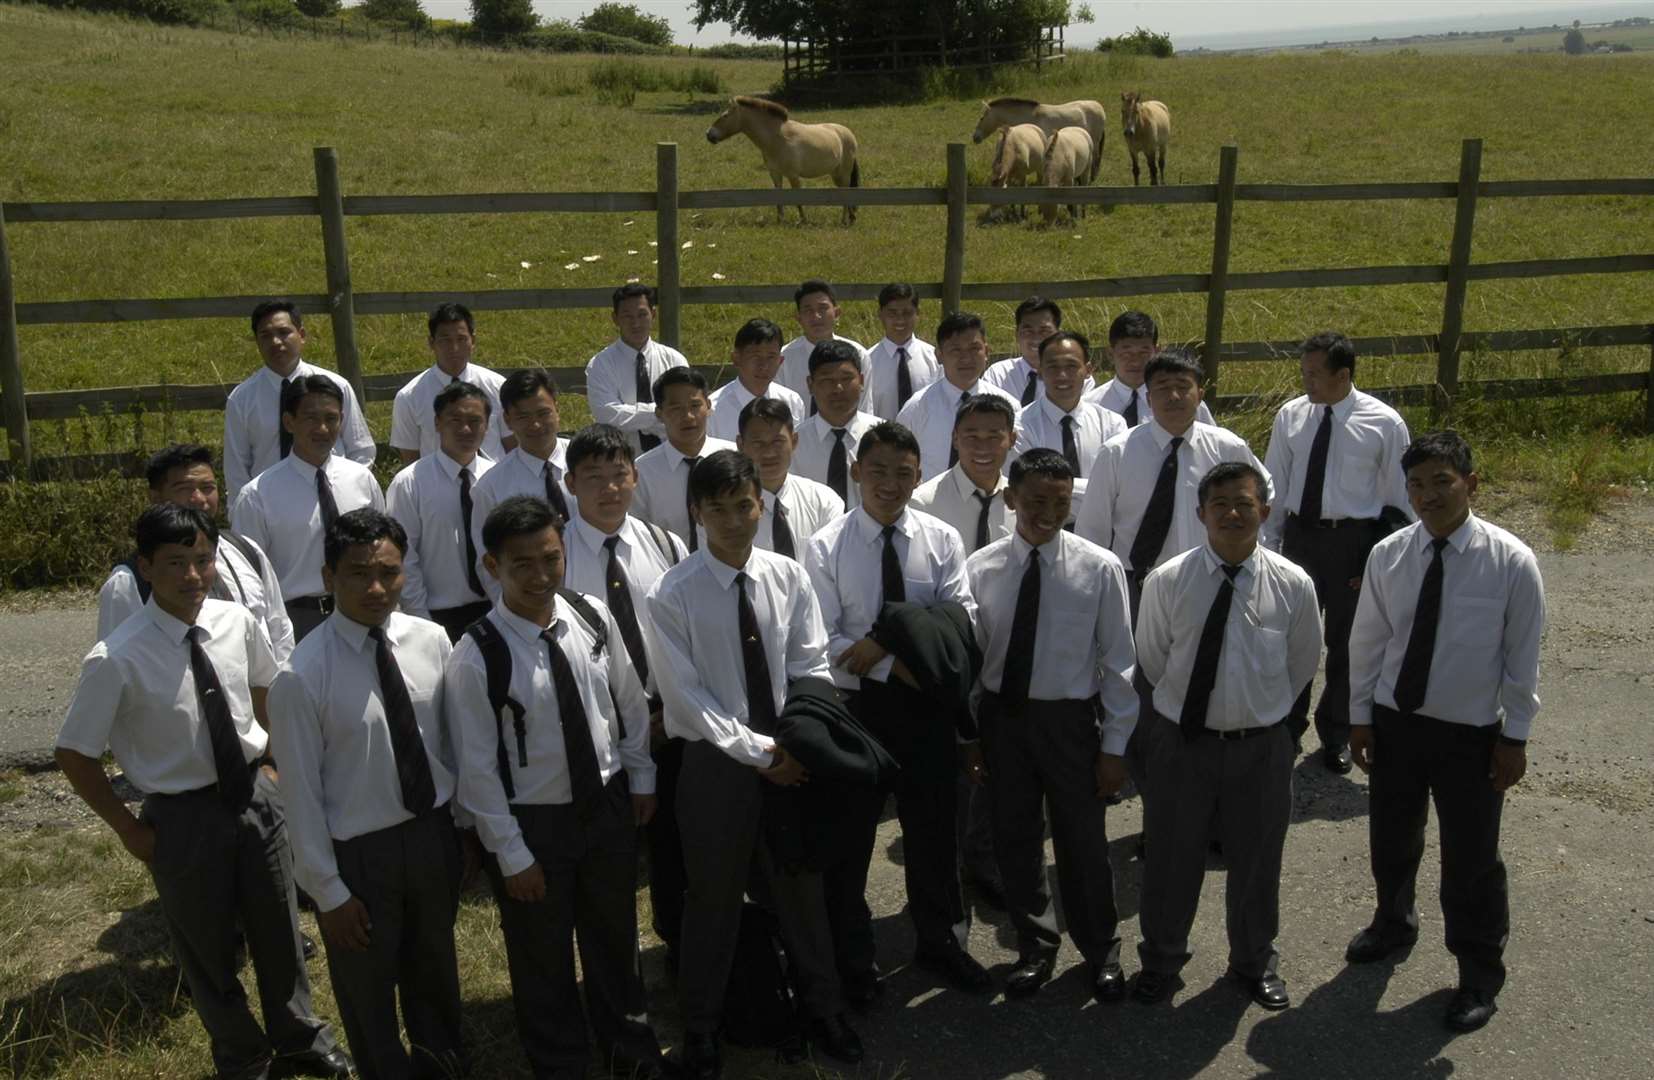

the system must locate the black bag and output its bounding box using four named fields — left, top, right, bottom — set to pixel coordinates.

left=719, top=902, right=799, bottom=1049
